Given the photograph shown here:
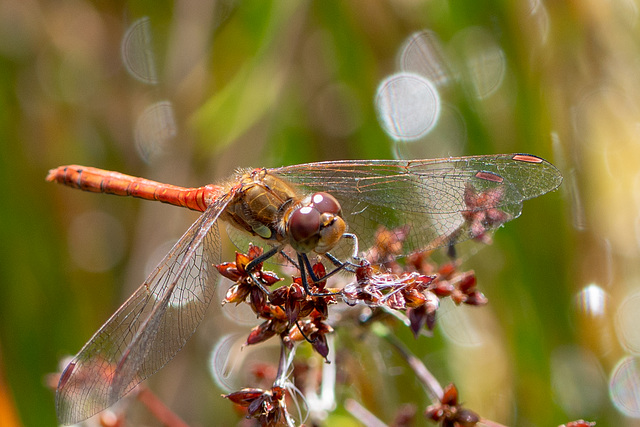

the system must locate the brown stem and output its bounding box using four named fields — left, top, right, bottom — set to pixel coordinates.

left=136, top=386, right=190, bottom=427
left=373, top=323, right=443, bottom=403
